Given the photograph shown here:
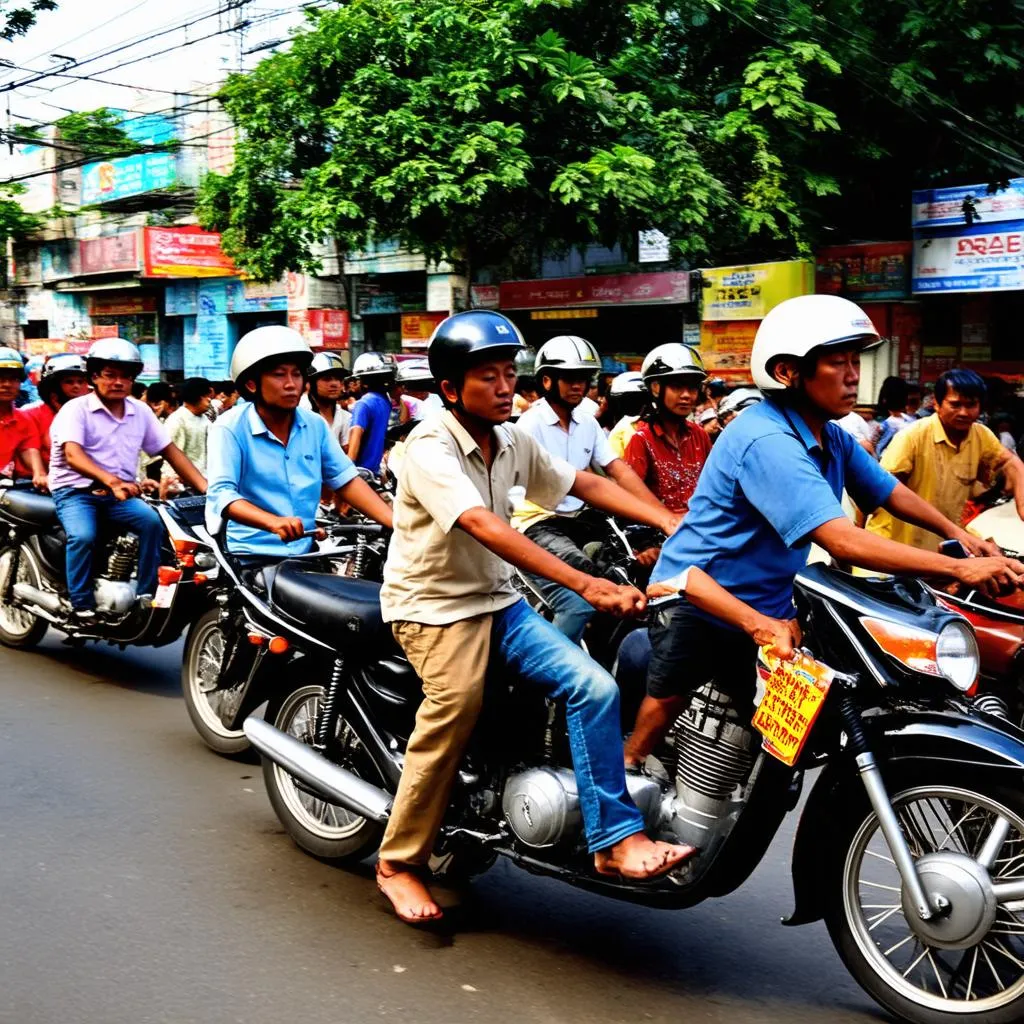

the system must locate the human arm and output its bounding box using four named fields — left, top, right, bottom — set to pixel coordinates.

left=346, top=424, right=363, bottom=463
left=987, top=442, right=1024, bottom=522
left=334, top=476, right=393, bottom=529
left=22, top=447, right=47, bottom=490
left=457, top=506, right=644, bottom=616
left=570, top=470, right=679, bottom=537
left=160, top=443, right=207, bottom=494
left=62, top=442, right=140, bottom=499
left=604, top=456, right=665, bottom=509
left=881, top=480, right=999, bottom=557
left=648, top=566, right=801, bottom=659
